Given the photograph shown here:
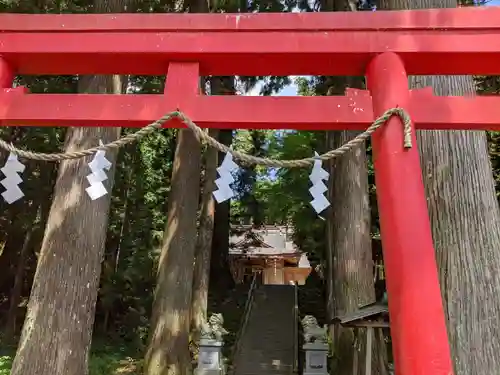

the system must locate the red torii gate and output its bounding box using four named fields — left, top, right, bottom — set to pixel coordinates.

left=1, top=6, right=500, bottom=375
